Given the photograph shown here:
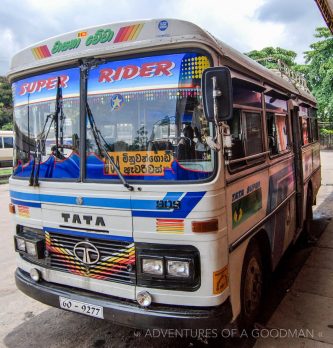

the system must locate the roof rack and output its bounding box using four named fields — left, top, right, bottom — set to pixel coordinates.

left=254, top=57, right=311, bottom=94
